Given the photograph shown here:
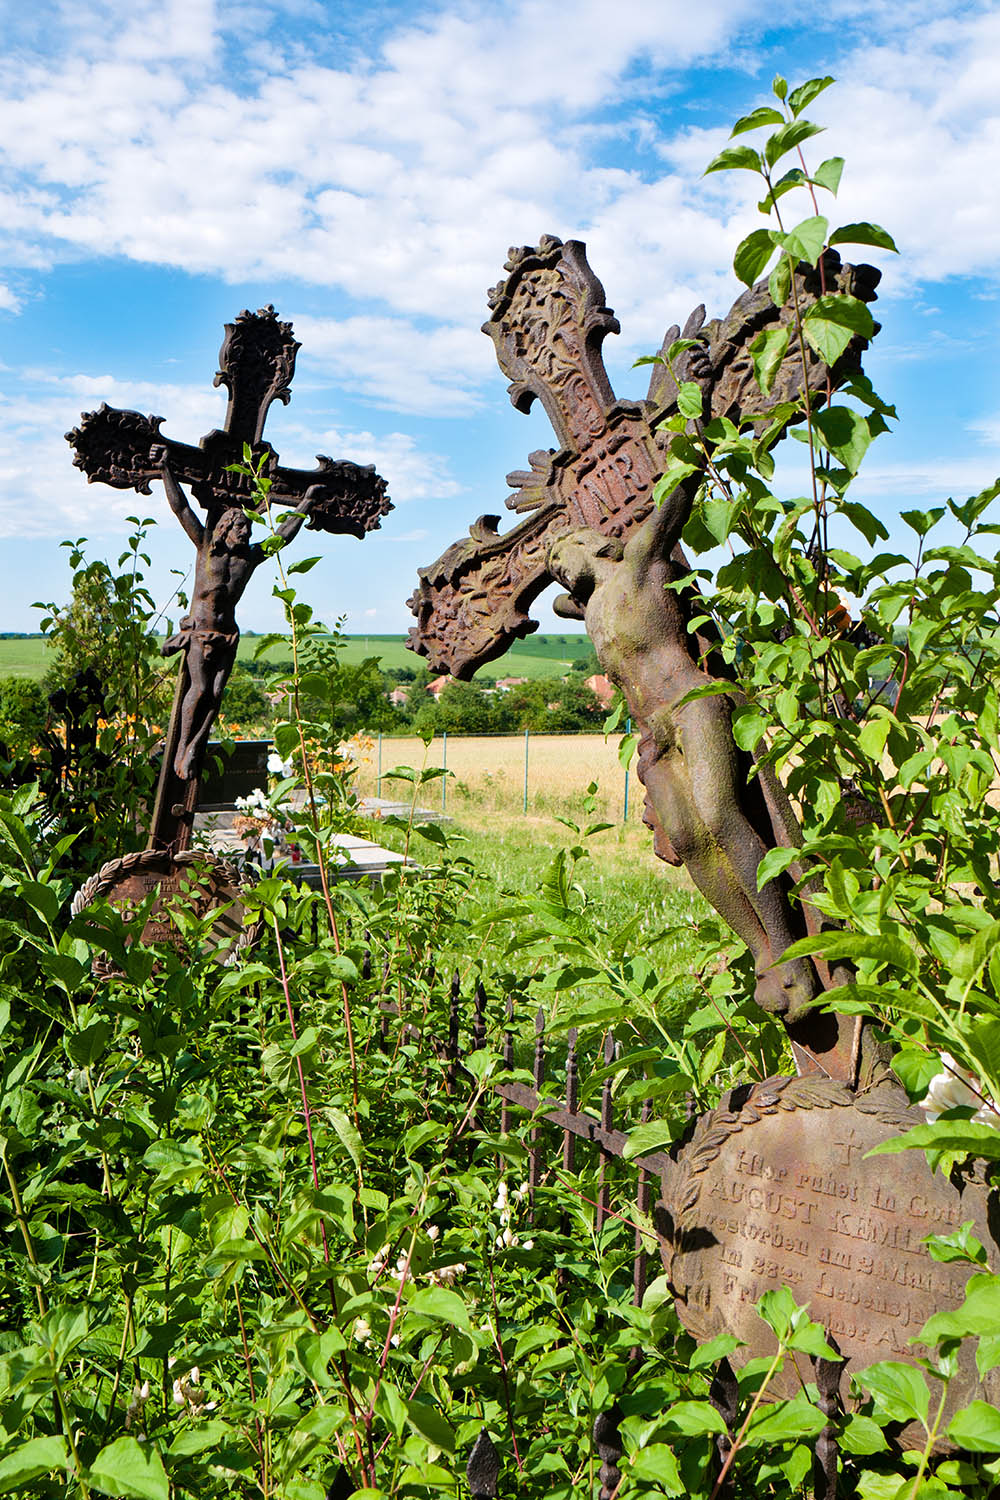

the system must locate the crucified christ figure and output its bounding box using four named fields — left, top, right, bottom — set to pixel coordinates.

left=547, top=494, right=822, bottom=1024
left=151, top=445, right=327, bottom=781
